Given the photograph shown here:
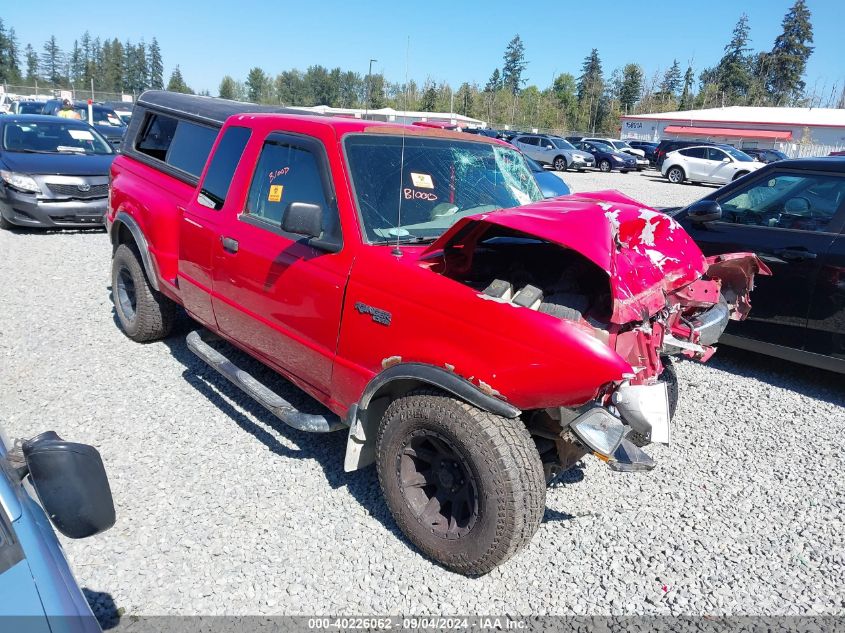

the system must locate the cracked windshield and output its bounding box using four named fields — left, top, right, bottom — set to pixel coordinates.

left=344, top=135, right=542, bottom=243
